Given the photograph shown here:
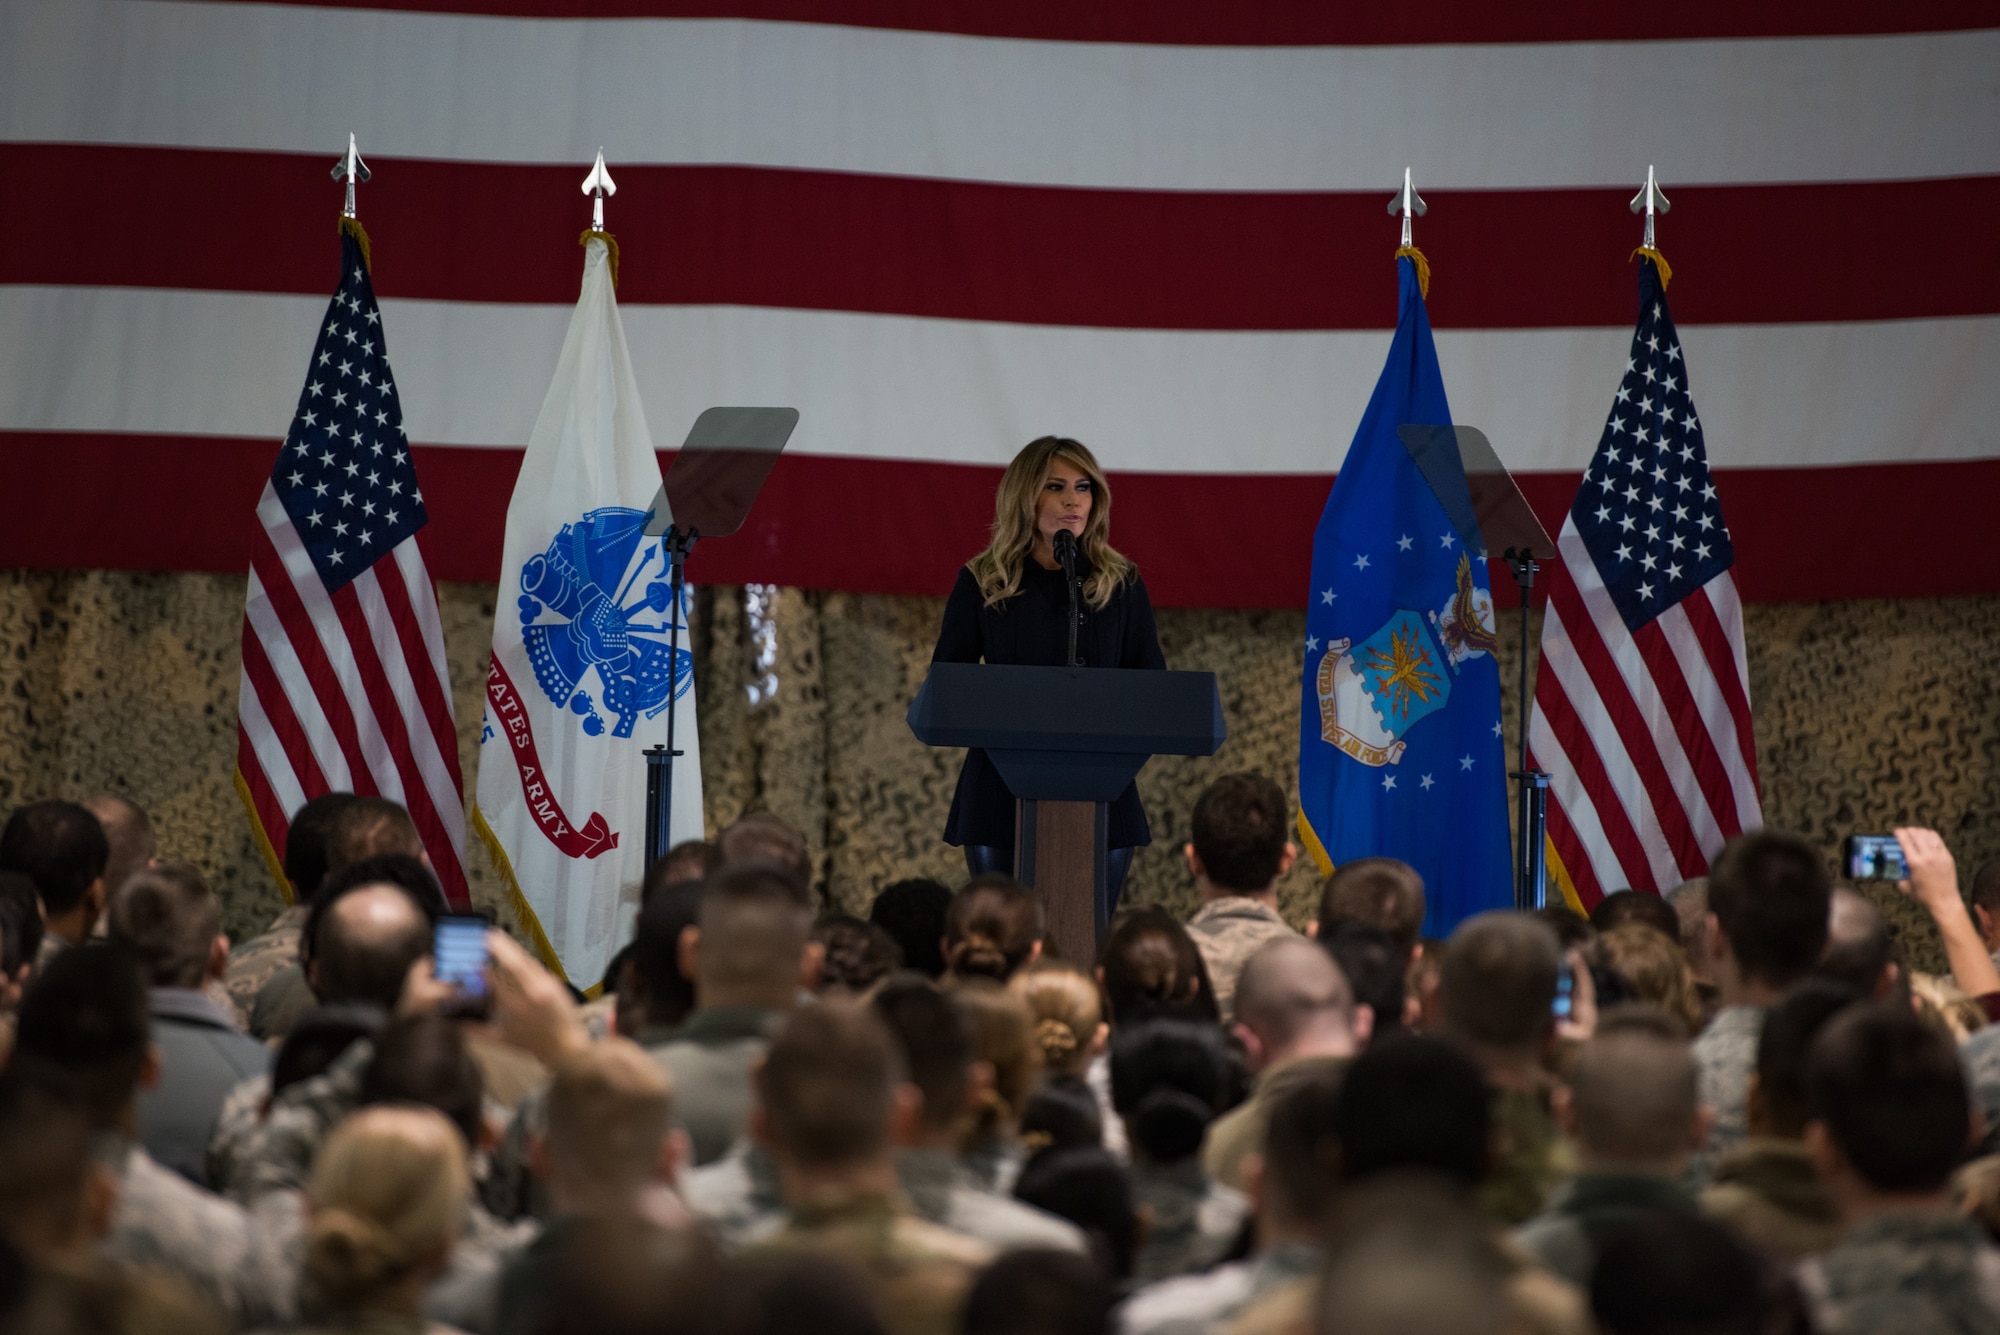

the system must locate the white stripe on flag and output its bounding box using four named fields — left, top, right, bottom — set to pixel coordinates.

left=243, top=557, right=357, bottom=792
left=234, top=670, right=309, bottom=817
left=1654, top=588, right=1763, bottom=838
left=350, top=562, right=469, bottom=851
left=1529, top=702, right=1624, bottom=899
